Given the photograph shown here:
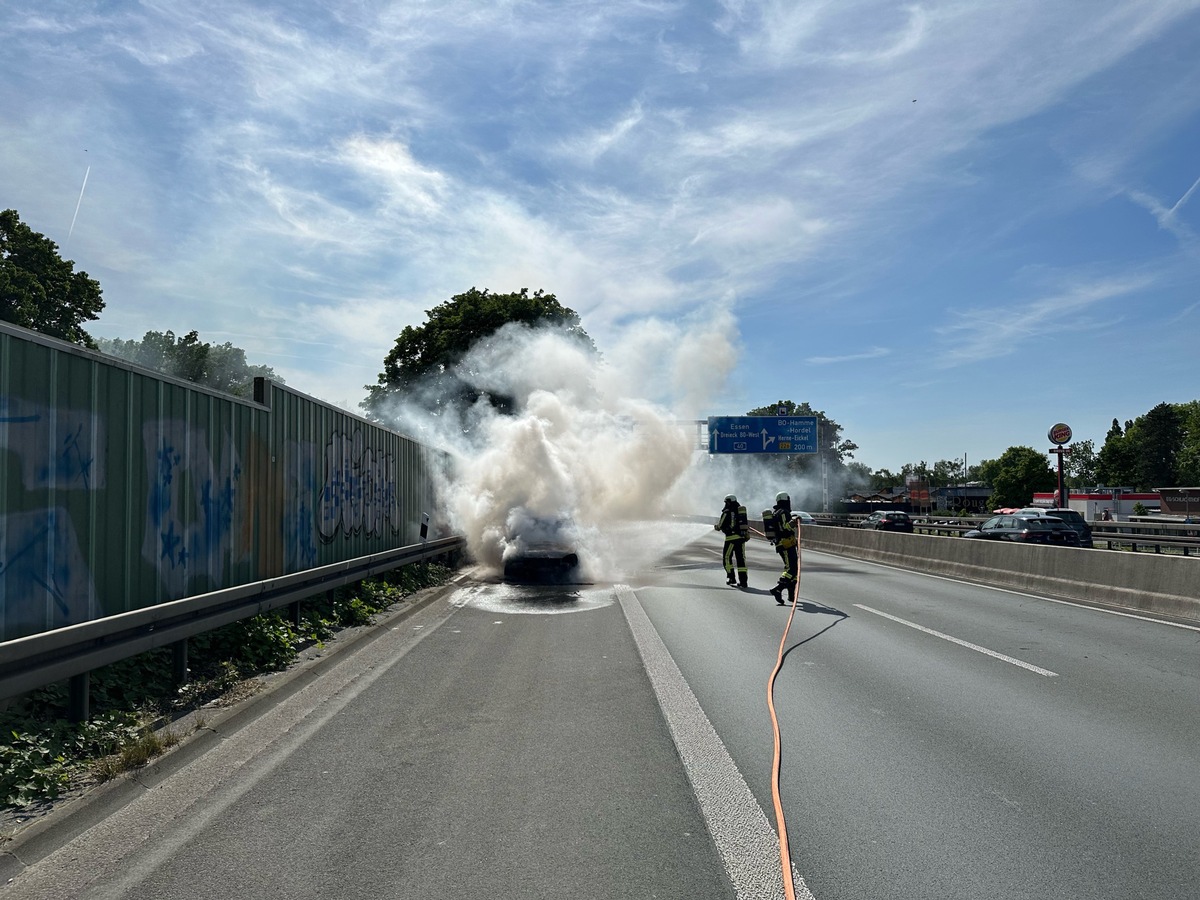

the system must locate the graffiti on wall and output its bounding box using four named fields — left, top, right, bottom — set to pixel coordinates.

left=1, top=372, right=419, bottom=641
left=284, top=439, right=320, bottom=570
left=0, top=397, right=105, bottom=490
left=0, top=508, right=95, bottom=635
left=319, top=429, right=399, bottom=542
left=142, top=420, right=245, bottom=597
left=1, top=397, right=102, bottom=636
